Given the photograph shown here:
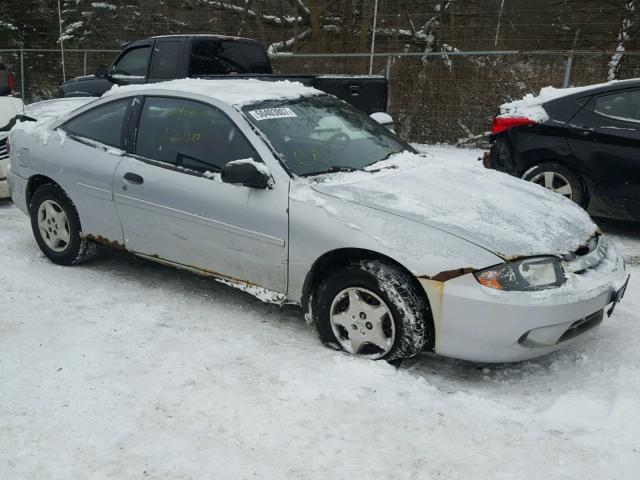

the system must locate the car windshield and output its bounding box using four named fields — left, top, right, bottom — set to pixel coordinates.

left=242, top=95, right=414, bottom=176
